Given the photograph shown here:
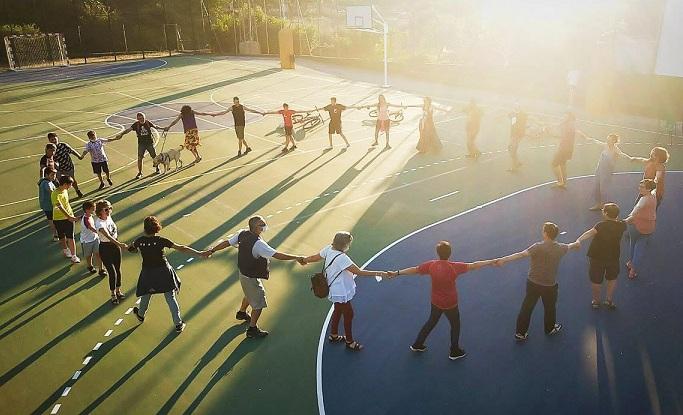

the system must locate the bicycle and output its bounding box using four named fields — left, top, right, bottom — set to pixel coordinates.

left=292, top=108, right=324, bottom=130
left=367, top=105, right=405, bottom=124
